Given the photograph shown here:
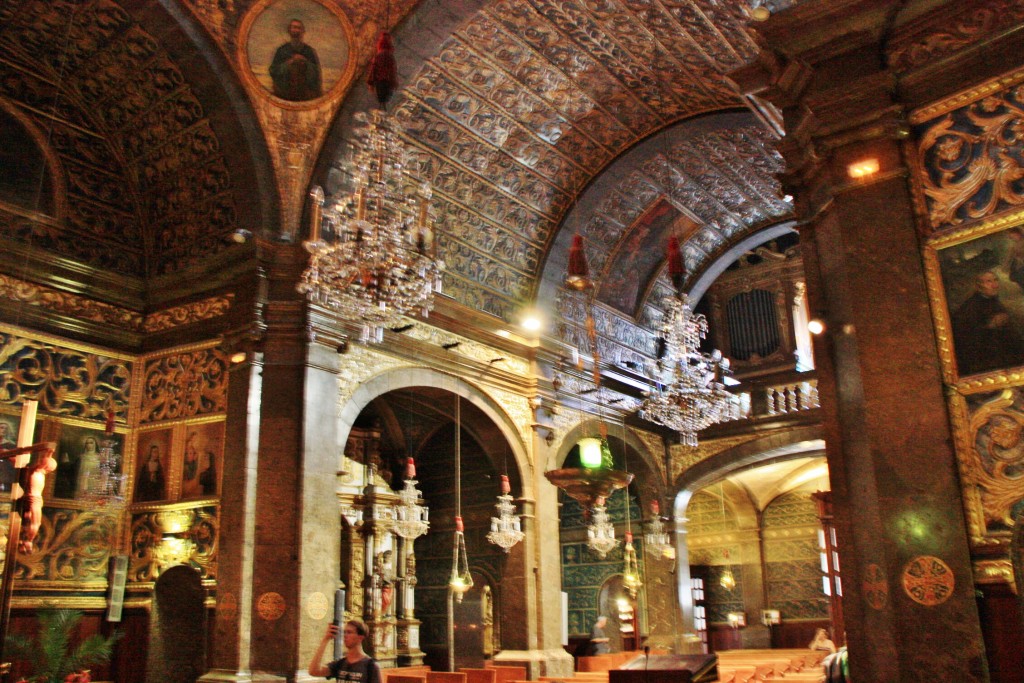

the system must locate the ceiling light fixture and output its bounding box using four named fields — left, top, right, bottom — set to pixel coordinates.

left=298, top=24, right=444, bottom=344
left=640, top=238, right=732, bottom=447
